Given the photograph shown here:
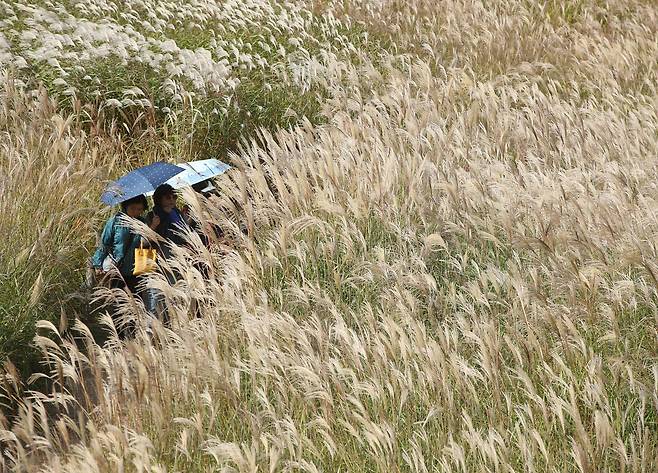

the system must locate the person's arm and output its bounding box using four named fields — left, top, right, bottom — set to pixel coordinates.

left=112, top=223, right=130, bottom=266
left=90, top=217, right=113, bottom=269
